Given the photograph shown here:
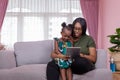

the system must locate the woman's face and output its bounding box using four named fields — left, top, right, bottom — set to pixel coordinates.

left=74, top=22, right=82, bottom=38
